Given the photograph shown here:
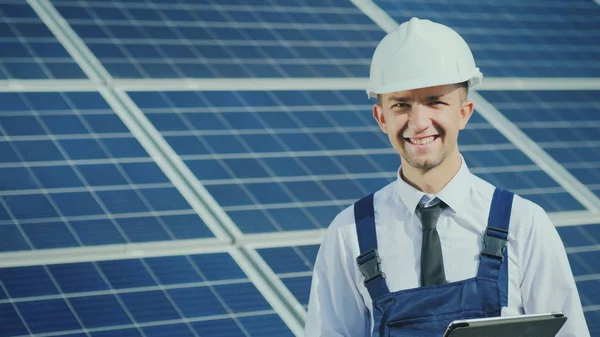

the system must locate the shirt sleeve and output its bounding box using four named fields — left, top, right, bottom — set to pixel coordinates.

left=519, top=204, right=590, bottom=337
left=304, top=213, right=371, bottom=337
